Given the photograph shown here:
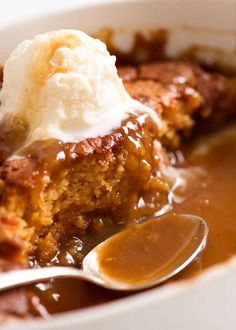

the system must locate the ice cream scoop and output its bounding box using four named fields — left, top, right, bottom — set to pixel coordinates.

left=0, top=30, right=161, bottom=145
